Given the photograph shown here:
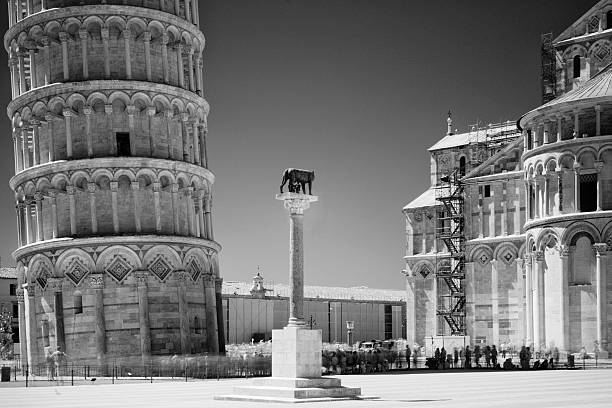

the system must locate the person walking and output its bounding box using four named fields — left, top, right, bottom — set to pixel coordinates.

left=434, top=348, right=440, bottom=370
left=453, top=348, right=459, bottom=368
left=440, top=347, right=447, bottom=369
left=51, top=346, right=67, bottom=382
left=405, top=345, right=411, bottom=369
left=491, top=345, right=498, bottom=367
left=484, top=345, right=491, bottom=368
left=474, top=345, right=481, bottom=368
left=464, top=346, right=472, bottom=369
left=519, top=346, right=529, bottom=369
